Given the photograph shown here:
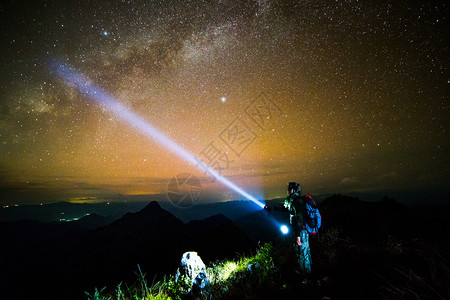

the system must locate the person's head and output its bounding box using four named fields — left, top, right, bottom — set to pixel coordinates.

left=287, top=182, right=301, bottom=196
